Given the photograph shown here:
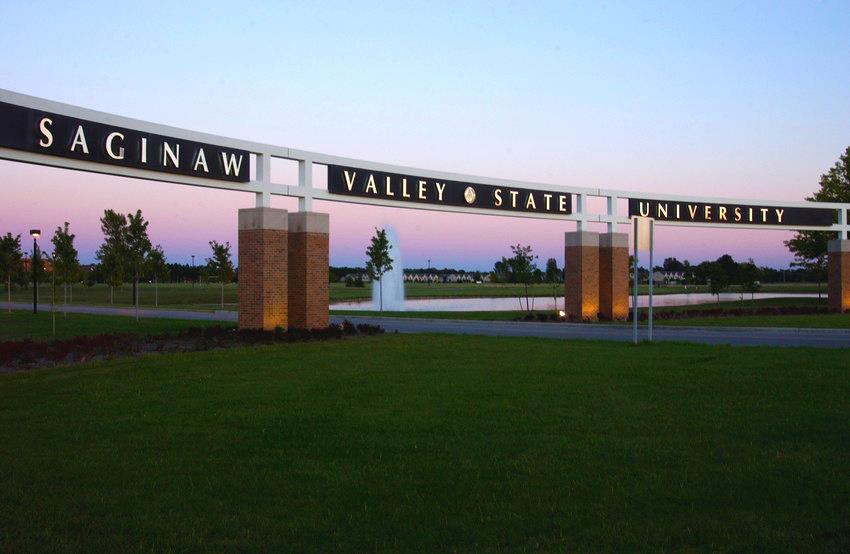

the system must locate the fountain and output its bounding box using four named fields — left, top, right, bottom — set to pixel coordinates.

left=372, top=226, right=406, bottom=311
